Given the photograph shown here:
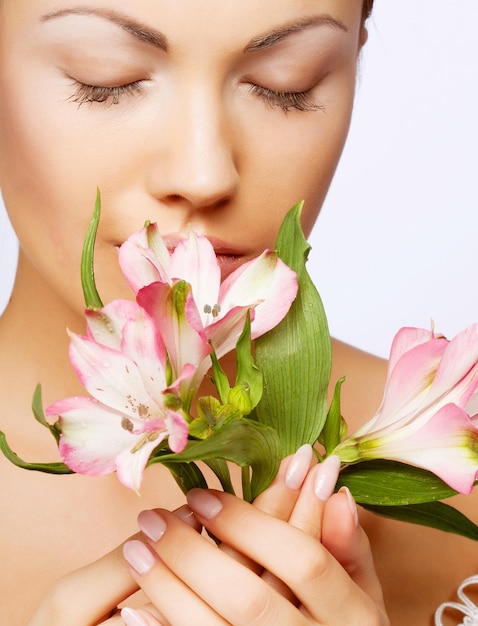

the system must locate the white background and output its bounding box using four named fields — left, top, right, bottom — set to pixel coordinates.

left=1, top=1, right=477, bottom=357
